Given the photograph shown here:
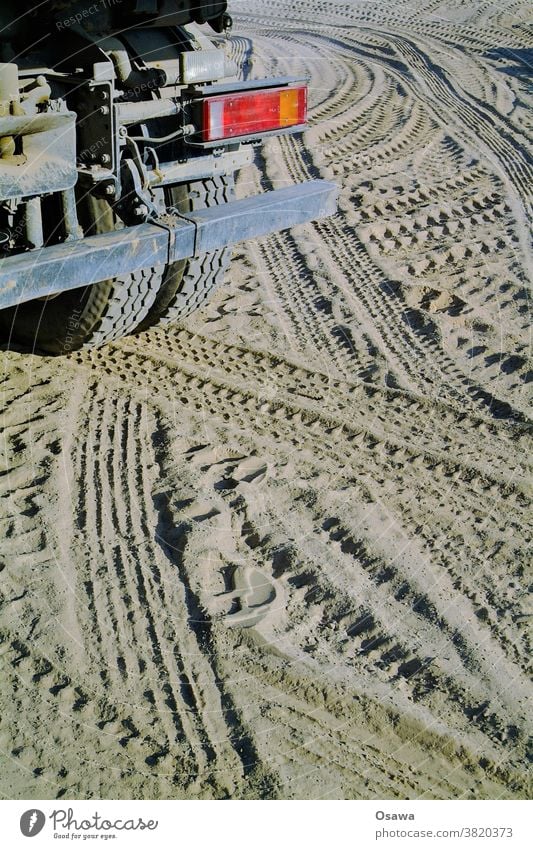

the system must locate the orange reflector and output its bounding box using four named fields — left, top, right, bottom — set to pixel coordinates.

left=279, top=88, right=301, bottom=125
left=202, top=85, right=307, bottom=141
